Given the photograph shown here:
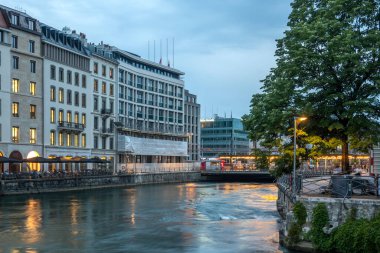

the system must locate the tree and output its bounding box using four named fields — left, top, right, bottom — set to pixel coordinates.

left=243, top=0, right=380, bottom=173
